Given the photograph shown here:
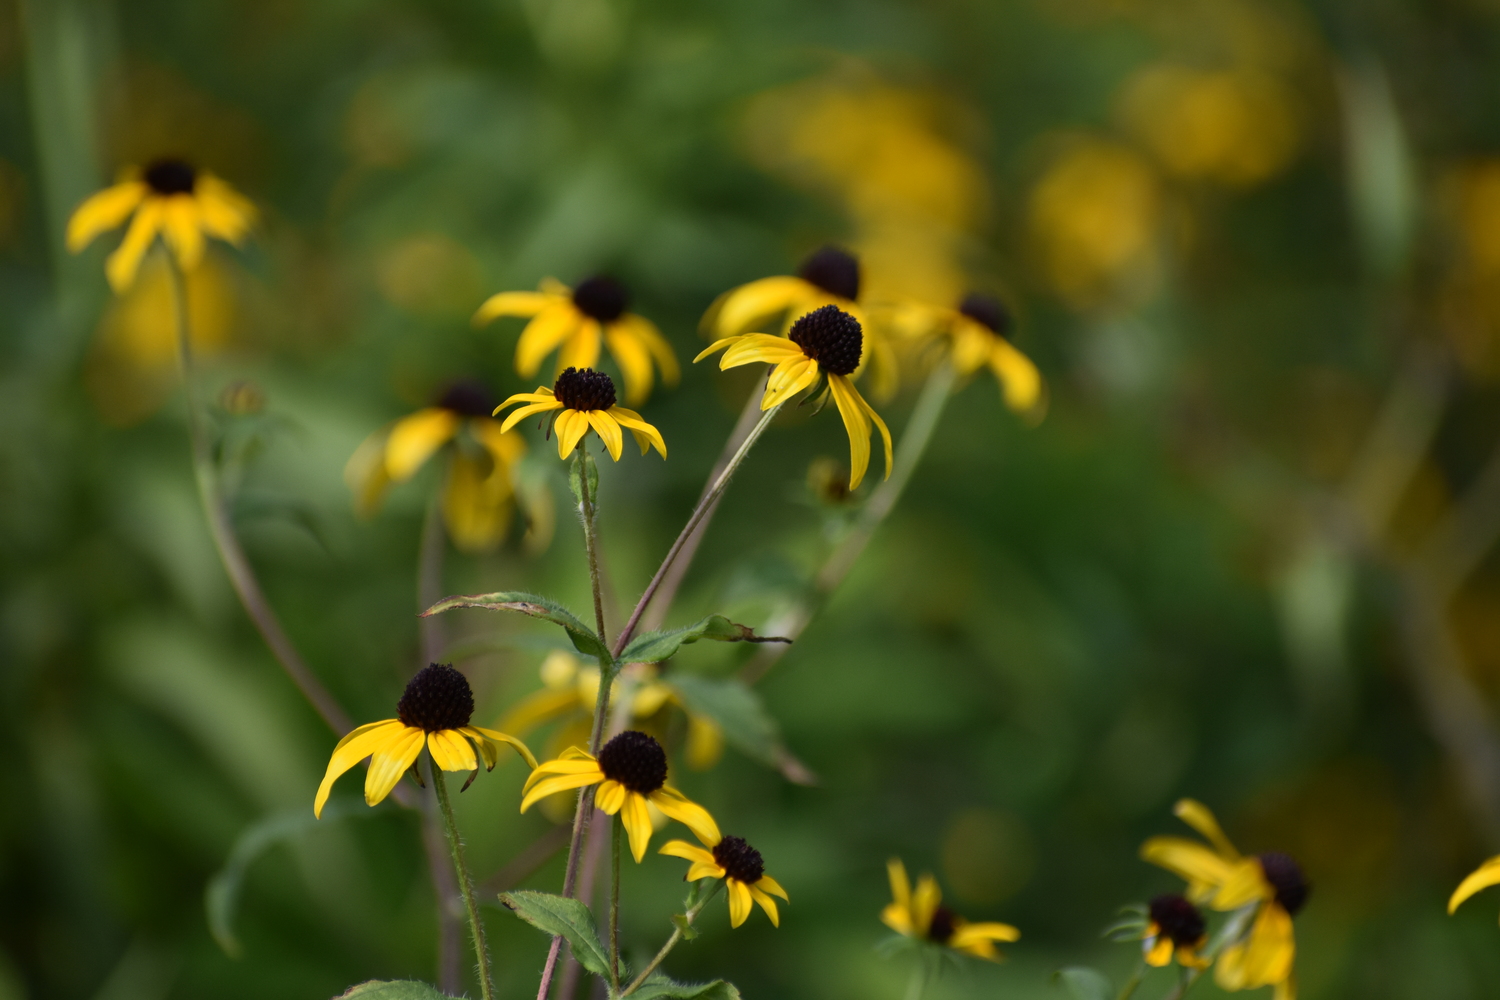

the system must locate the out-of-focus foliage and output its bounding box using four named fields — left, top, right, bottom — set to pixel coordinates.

left=5, top=1, right=1500, bottom=999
